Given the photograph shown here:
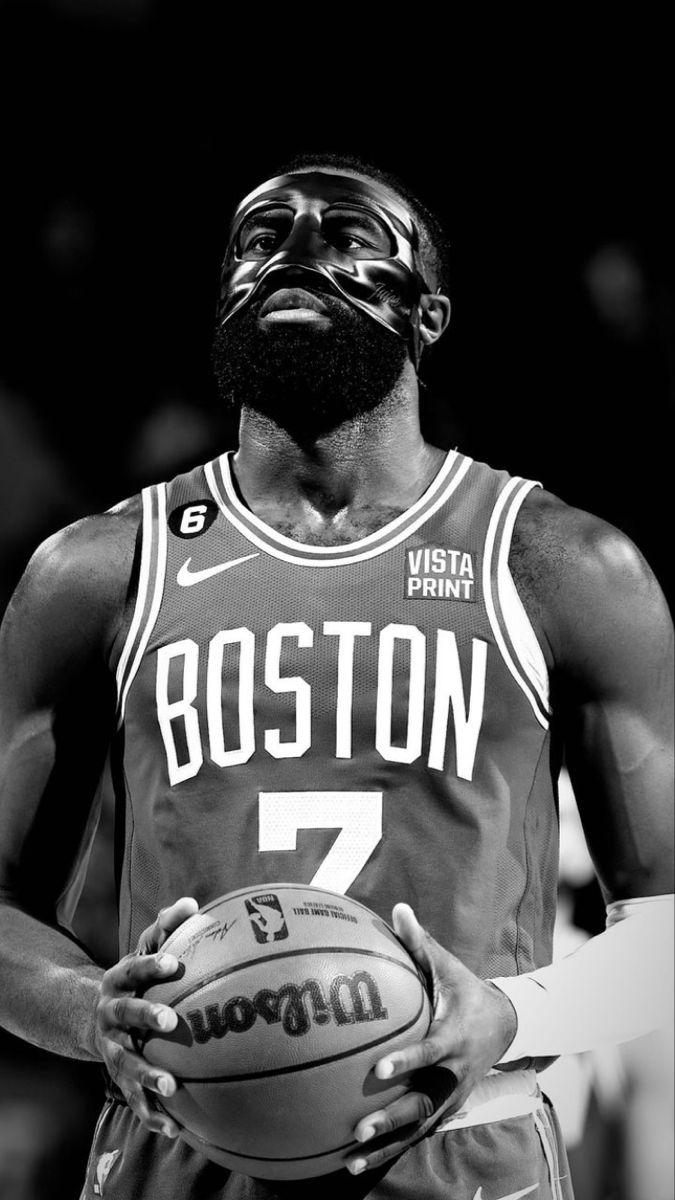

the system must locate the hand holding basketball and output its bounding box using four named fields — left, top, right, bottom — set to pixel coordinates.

left=346, top=903, right=518, bottom=1175
left=93, top=896, right=199, bottom=1137
left=136, top=885, right=433, bottom=1178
